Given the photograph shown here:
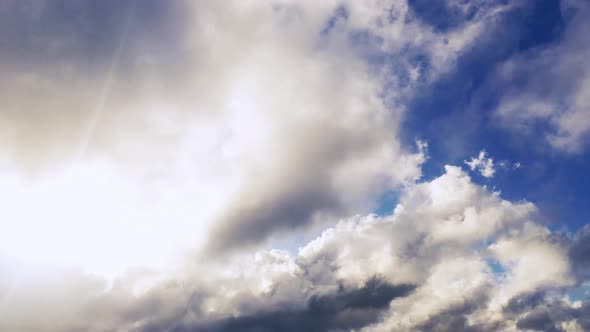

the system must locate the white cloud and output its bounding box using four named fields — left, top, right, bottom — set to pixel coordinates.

left=465, top=150, right=496, bottom=178
left=0, top=165, right=578, bottom=331
left=0, top=0, right=431, bottom=273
